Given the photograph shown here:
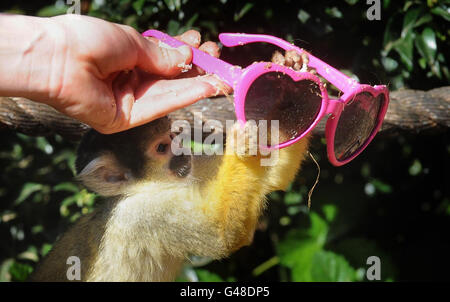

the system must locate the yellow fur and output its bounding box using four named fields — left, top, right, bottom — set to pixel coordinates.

left=201, top=132, right=310, bottom=252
